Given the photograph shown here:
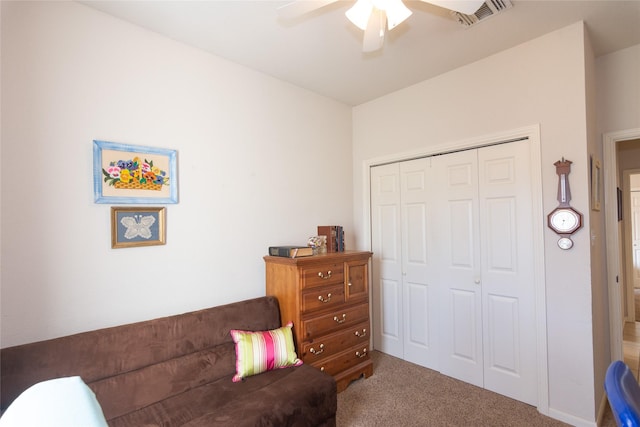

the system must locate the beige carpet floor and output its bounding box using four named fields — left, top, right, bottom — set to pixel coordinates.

left=337, top=351, right=574, bottom=427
